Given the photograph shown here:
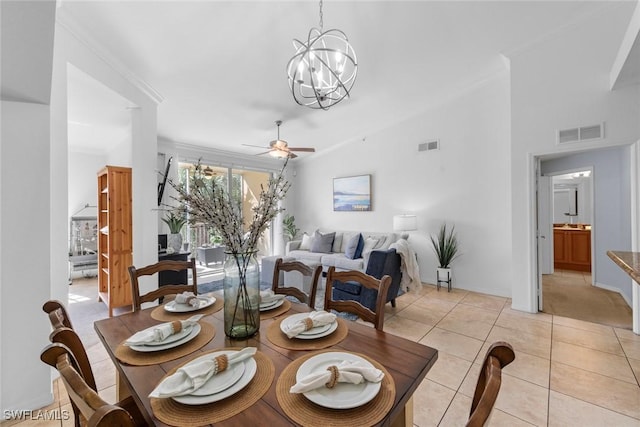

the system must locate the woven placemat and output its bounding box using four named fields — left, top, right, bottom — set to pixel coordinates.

left=260, top=299, right=292, bottom=320
left=276, top=350, right=396, bottom=426
left=151, top=297, right=223, bottom=321
left=115, top=322, right=215, bottom=366
left=150, top=348, right=275, bottom=427
left=266, top=317, right=348, bottom=351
